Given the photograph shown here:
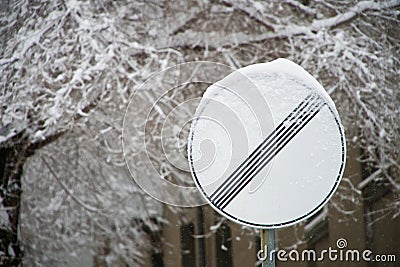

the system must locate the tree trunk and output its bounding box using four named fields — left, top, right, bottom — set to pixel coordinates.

left=0, top=140, right=30, bottom=266
left=0, top=132, right=63, bottom=266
